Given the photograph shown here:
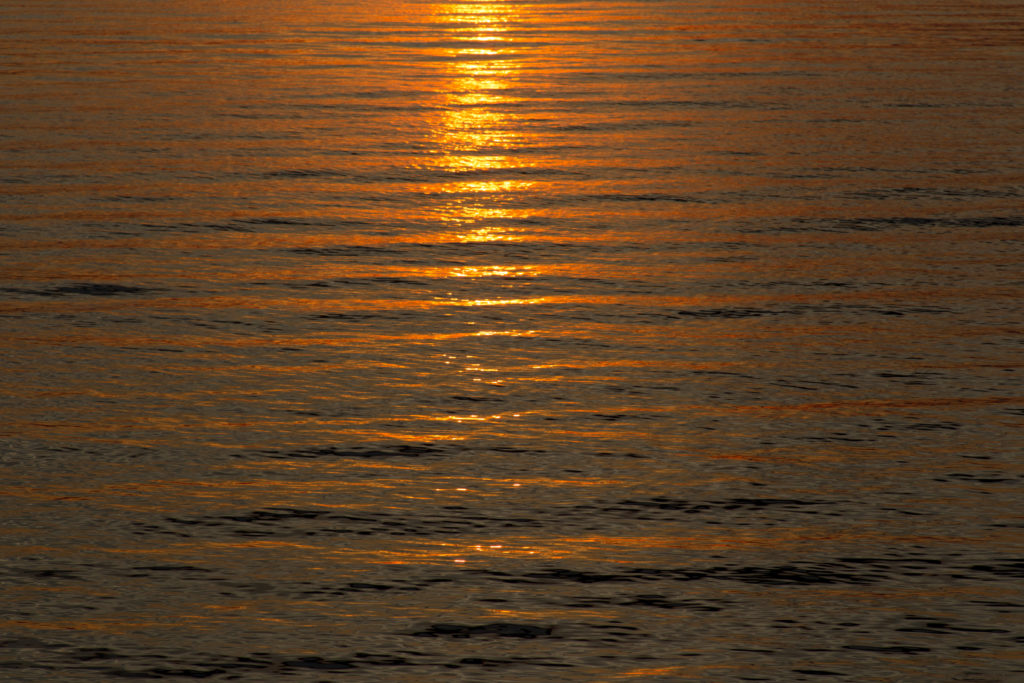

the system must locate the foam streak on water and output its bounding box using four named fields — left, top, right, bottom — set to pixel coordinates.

left=1, top=1, right=1022, bottom=680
